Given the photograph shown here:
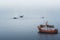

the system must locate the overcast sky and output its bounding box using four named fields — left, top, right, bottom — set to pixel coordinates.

left=0, top=0, right=60, bottom=7
left=0, top=0, right=60, bottom=22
